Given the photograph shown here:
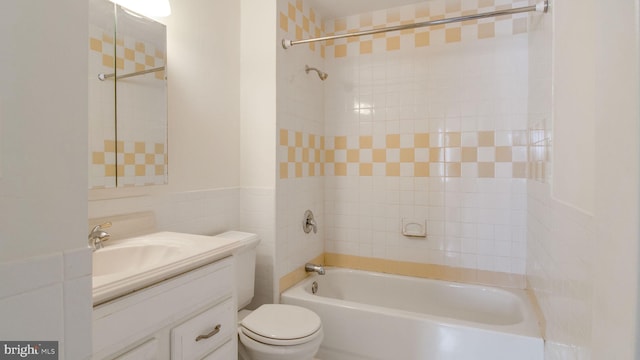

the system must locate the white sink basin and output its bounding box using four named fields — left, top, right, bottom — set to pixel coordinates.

left=92, top=231, right=244, bottom=305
